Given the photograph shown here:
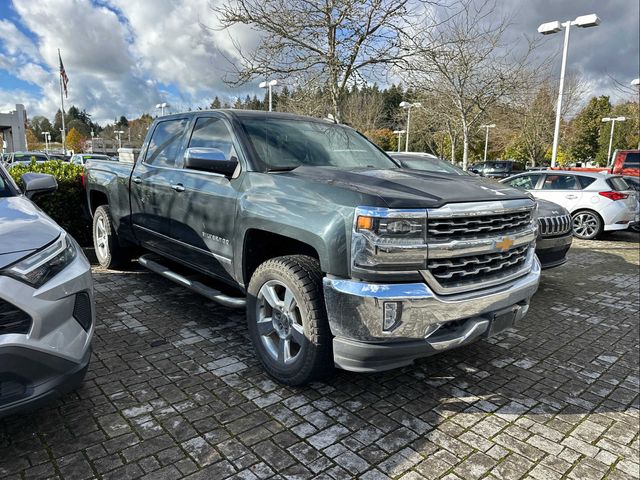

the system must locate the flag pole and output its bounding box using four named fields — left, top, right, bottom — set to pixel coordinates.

left=58, top=48, right=67, bottom=154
